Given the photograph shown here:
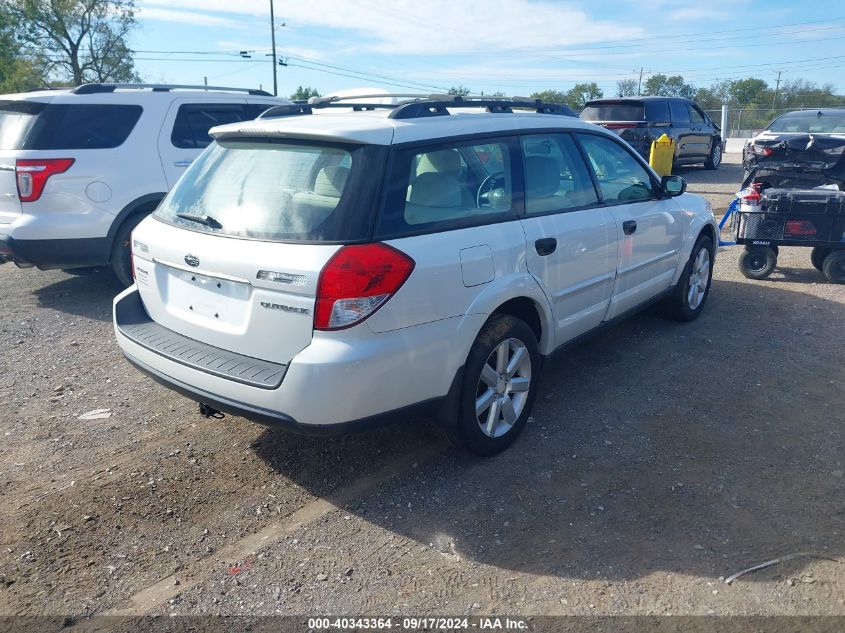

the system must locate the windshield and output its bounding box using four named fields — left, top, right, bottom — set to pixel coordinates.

left=155, top=138, right=384, bottom=242
left=0, top=101, right=47, bottom=150
left=581, top=103, right=644, bottom=122
left=767, top=111, right=845, bottom=134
